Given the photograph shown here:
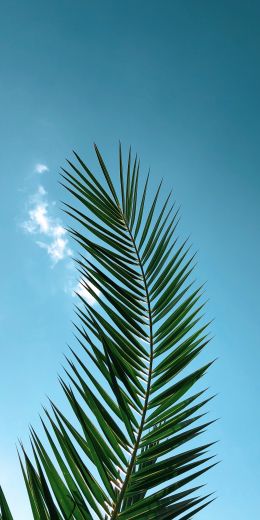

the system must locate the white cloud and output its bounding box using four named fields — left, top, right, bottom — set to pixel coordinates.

left=35, top=163, right=49, bottom=174
left=37, top=237, right=72, bottom=263
left=64, top=271, right=100, bottom=307
left=27, top=204, right=50, bottom=234
left=37, top=185, right=47, bottom=196
left=74, top=280, right=100, bottom=306
left=22, top=180, right=99, bottom=307
left=22, top=185, right=72, bottom=264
